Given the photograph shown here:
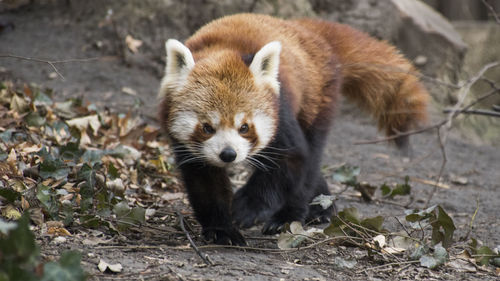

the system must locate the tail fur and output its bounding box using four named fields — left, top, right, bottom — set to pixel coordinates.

left=299, top=19, right=430, bottom=149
